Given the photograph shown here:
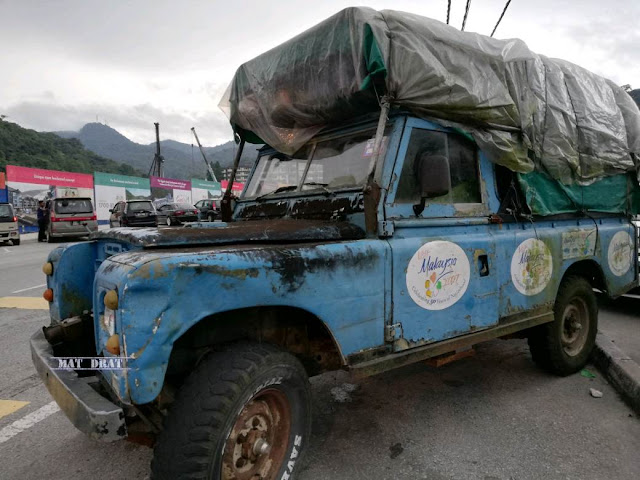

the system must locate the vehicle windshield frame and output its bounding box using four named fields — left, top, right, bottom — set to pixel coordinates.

left=241, top=123, right=386, bottom=201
